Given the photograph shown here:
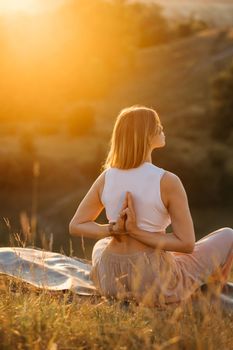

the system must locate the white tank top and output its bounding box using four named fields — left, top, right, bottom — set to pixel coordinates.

left=101, top=162, right=171, bottom=232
